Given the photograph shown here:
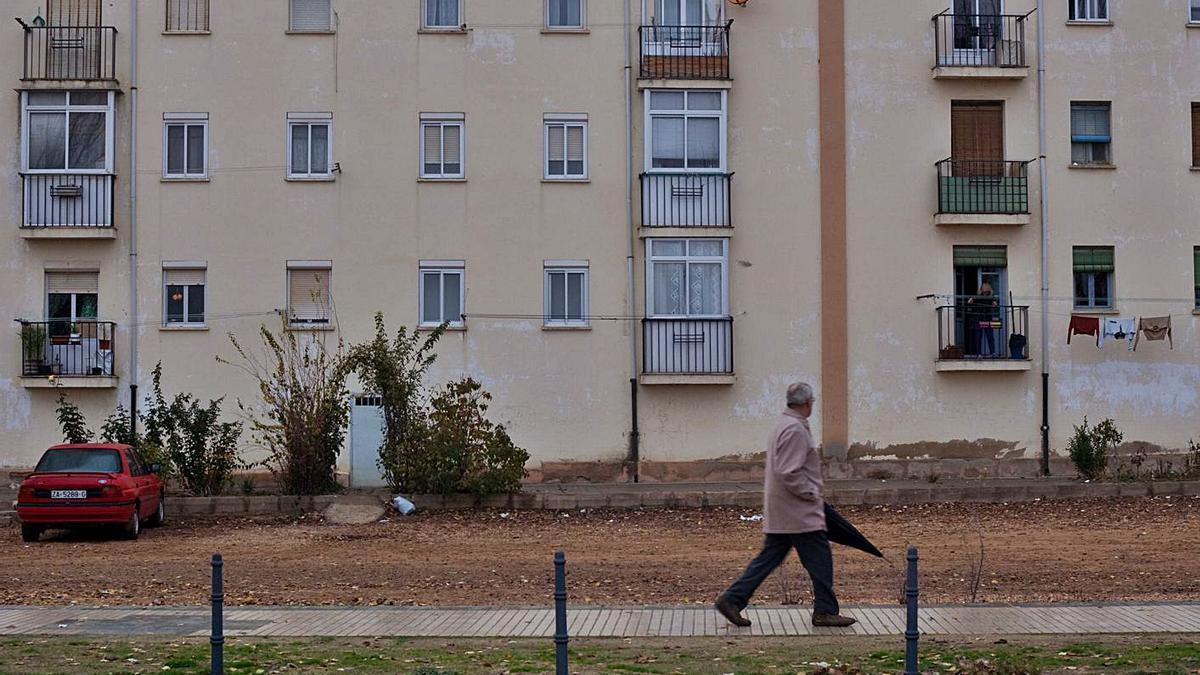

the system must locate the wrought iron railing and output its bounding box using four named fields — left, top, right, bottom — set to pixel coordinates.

left=19, top=23, right=118, bottom=81
left=639, top=23, right=731, bottom=79
left=932, top=11, right=1029, bottom=68
left=936, top=159, right=1030, bottom=215
left=641, top=172, right=732, bottom=227
left=936, top=303, right=1029, bottom=361
left=643, top=317, right=733, bottom=375
left=22, top=174, right=114, bottom=228
left=19, top=320, right=117, bottom=377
